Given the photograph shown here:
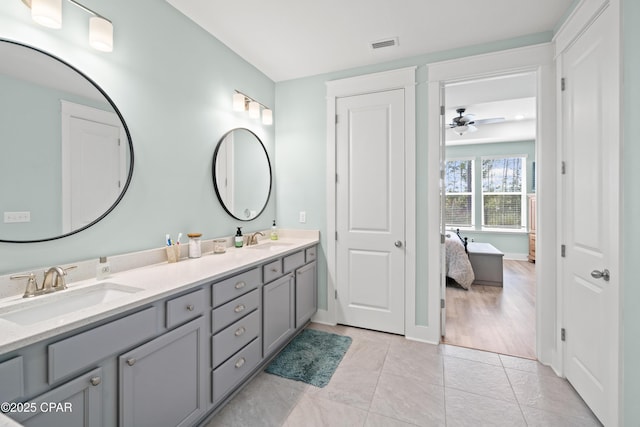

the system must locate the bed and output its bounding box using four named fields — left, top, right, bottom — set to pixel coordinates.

left=445, top=230, right=475, bottom=289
